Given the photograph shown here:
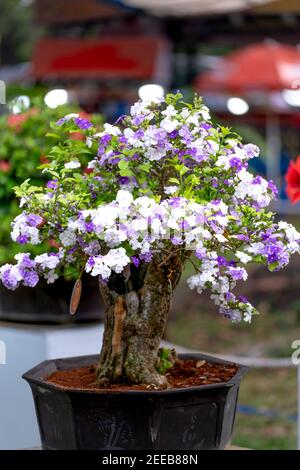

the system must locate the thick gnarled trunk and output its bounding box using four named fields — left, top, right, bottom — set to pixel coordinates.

left=96, top=252, right=183, bottom=386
